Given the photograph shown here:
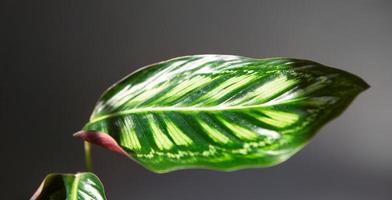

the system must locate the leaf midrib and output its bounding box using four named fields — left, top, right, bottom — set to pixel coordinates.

left=70, top=174, right=80, bottom=200
left=88, top=97, right=304, bottom=125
